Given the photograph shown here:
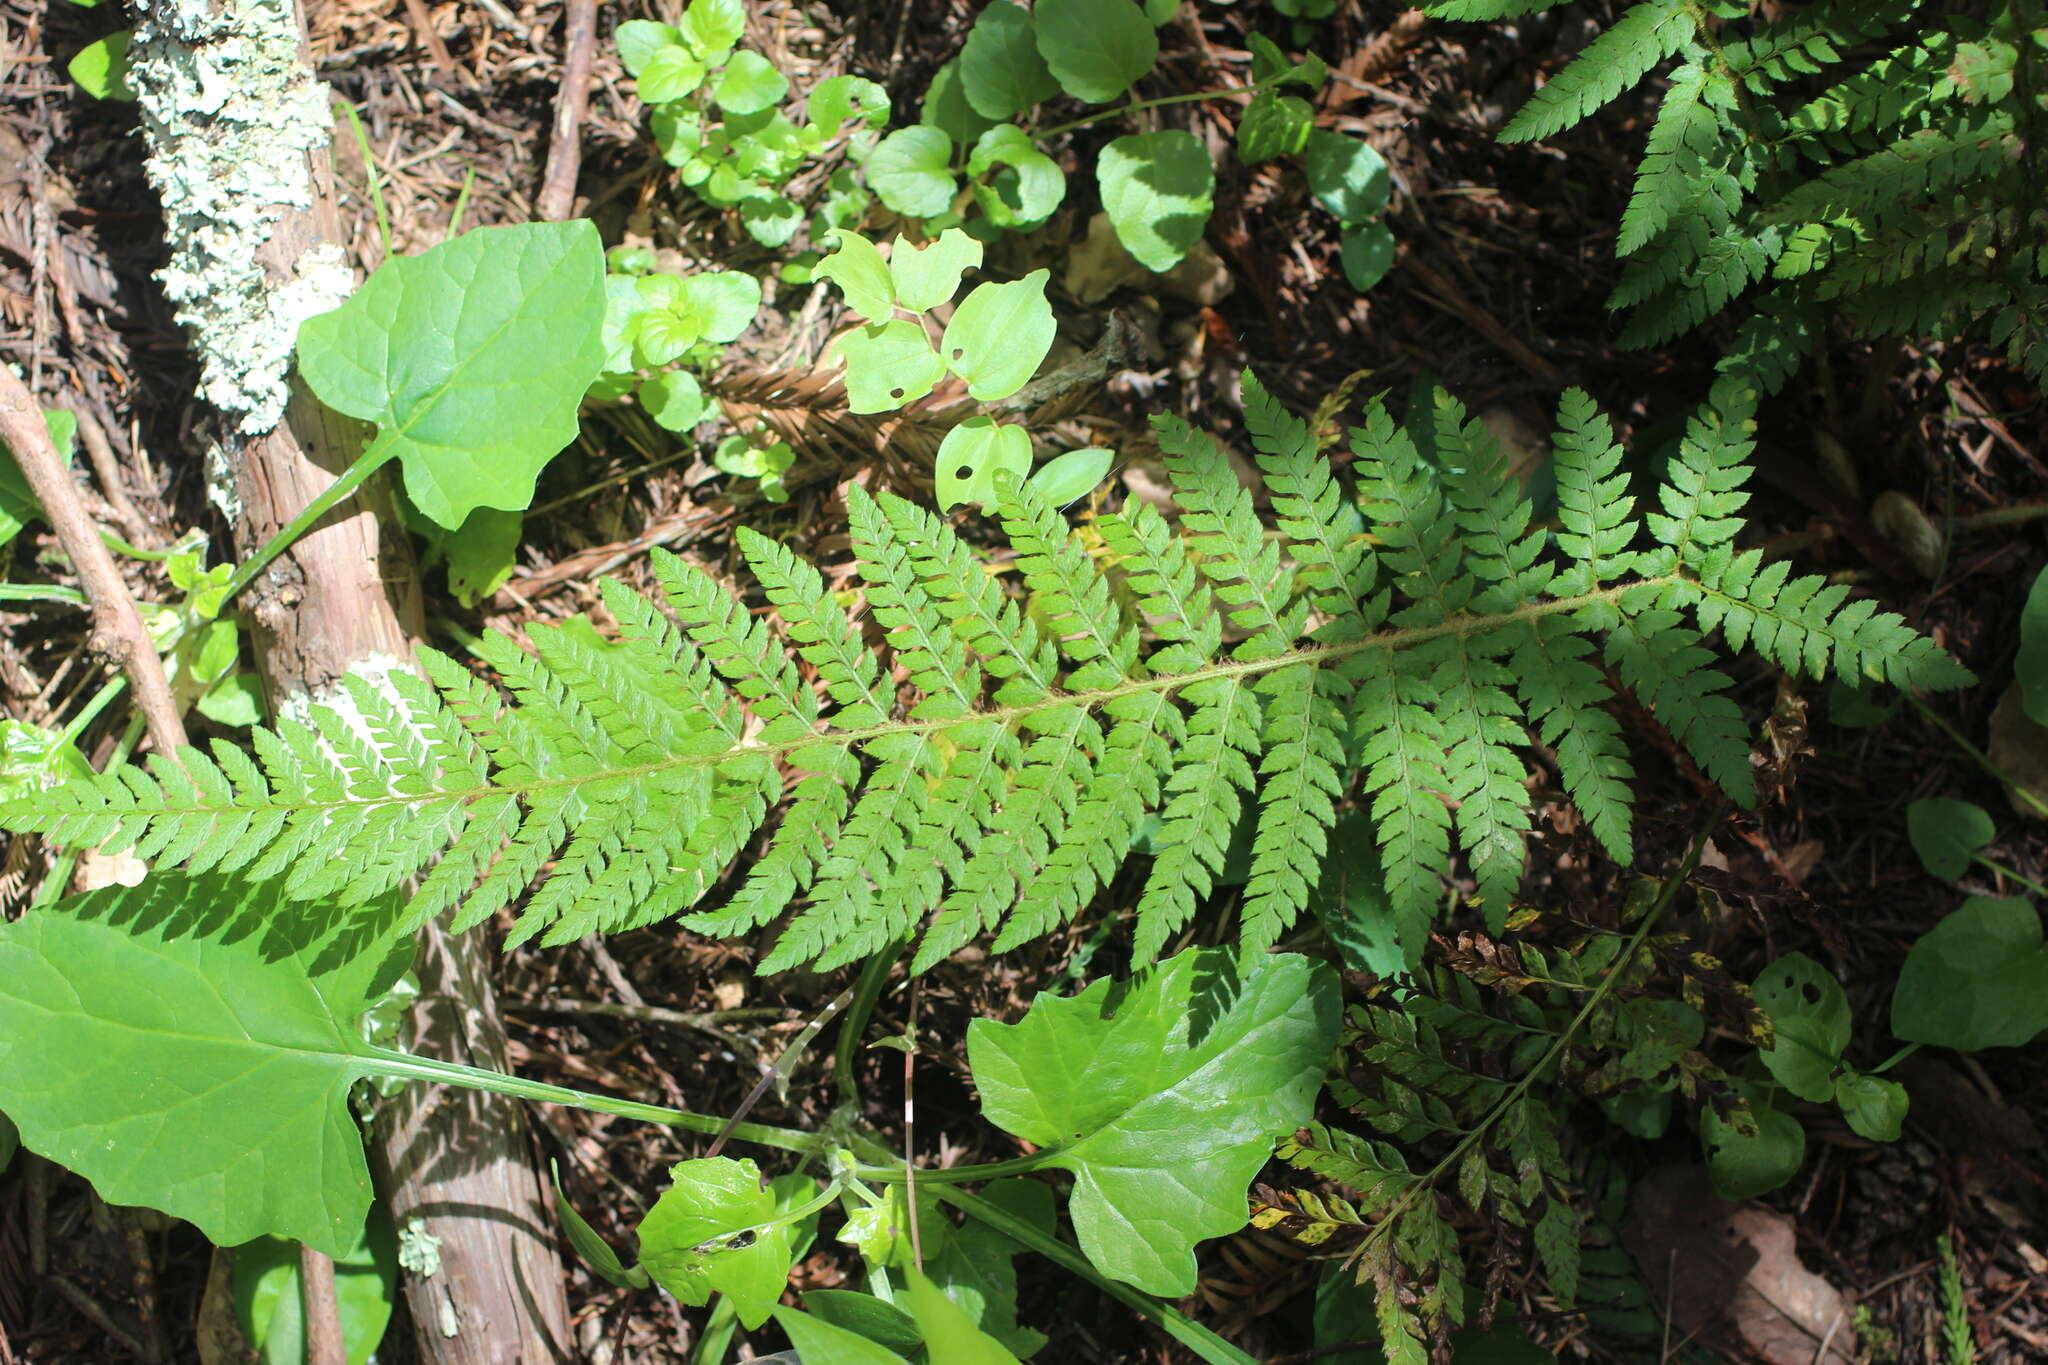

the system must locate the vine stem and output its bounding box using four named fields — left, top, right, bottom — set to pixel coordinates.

left=1348, top=804, right=1727, bottom=1265
left=218, top=432, right=398, bottom=611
